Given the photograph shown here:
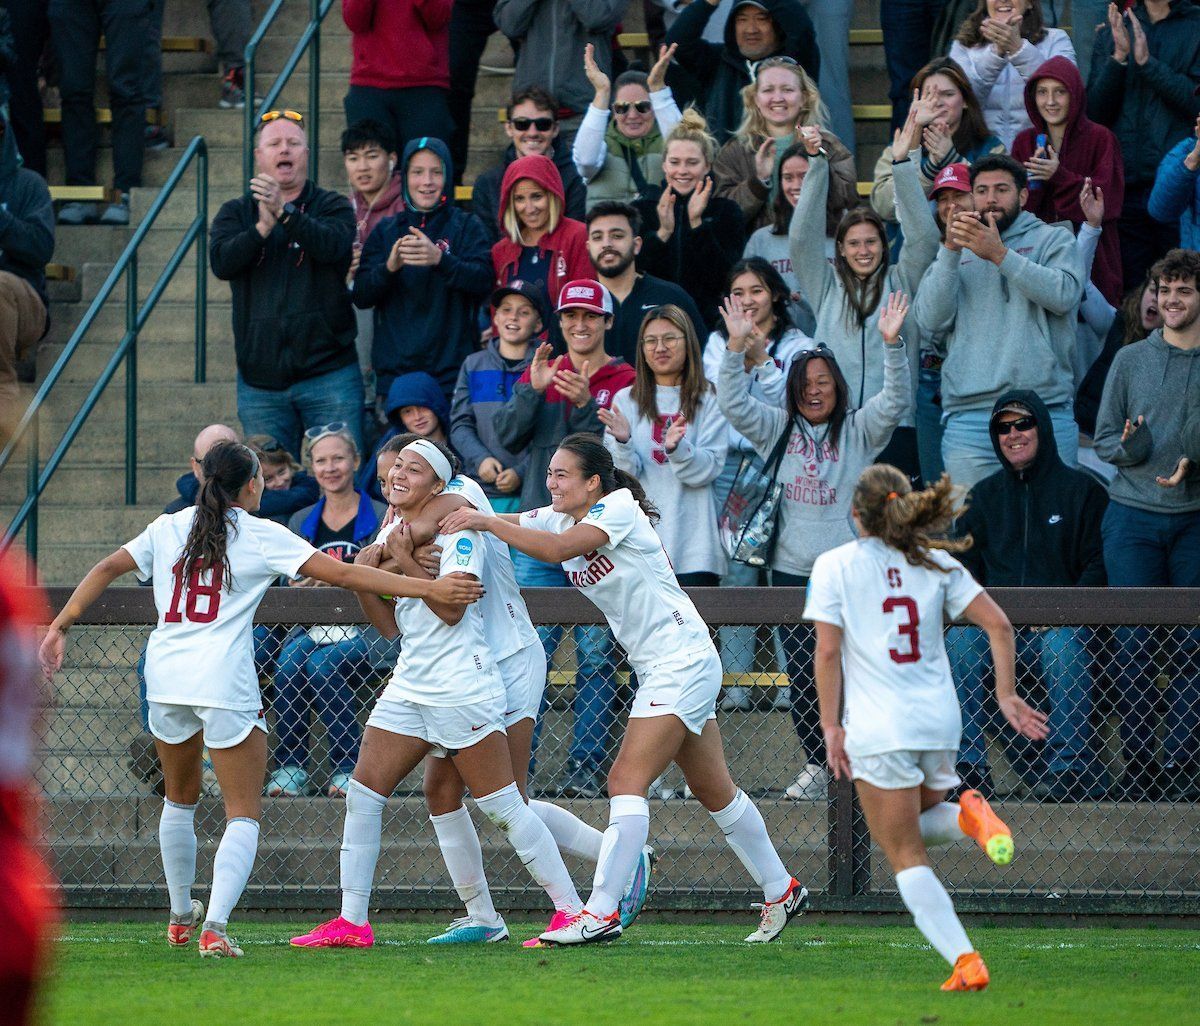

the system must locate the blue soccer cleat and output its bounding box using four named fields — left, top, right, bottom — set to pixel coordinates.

left=427, top=916, right=510, bottom=944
